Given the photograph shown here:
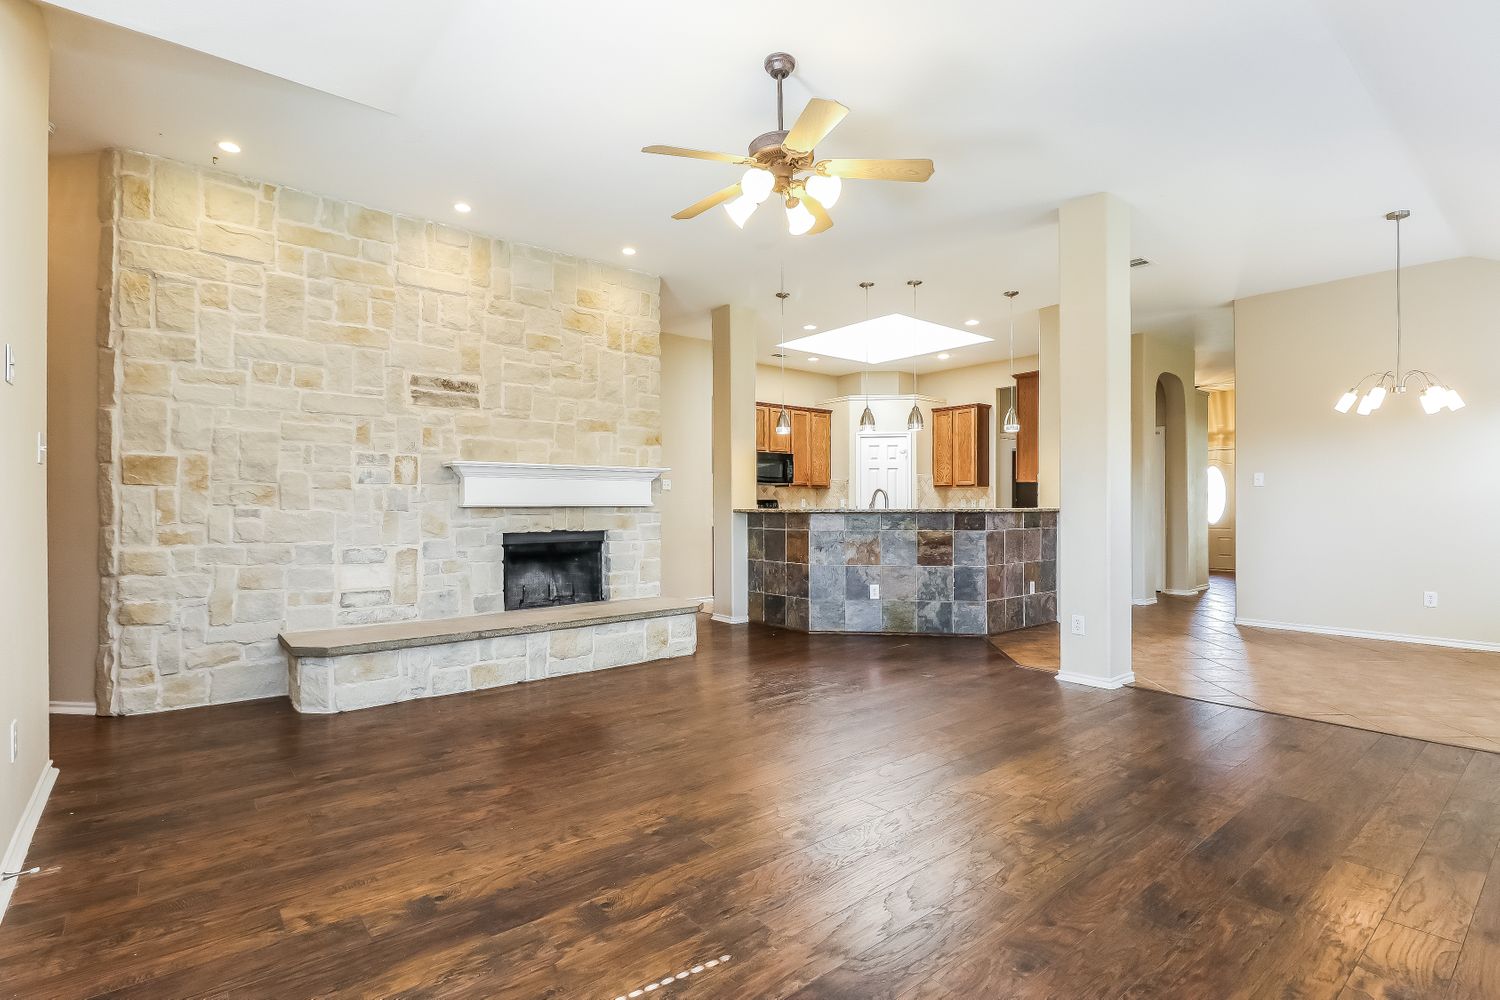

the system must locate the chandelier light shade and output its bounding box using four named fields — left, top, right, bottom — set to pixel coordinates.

left=1335, top=210, right=1464, bottom=416
left=1002, top=290, right=1022, bottom=434
left=907, top=279, right=925, bottom=431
